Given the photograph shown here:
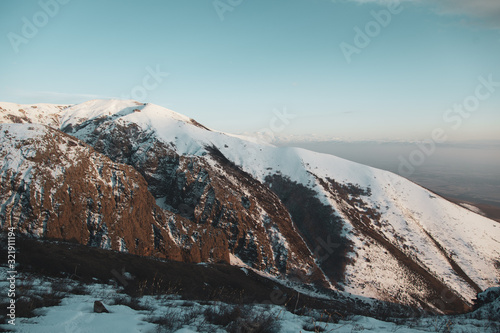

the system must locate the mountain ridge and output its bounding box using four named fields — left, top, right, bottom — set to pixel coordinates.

left=1, top=99, right=499, bottom=314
